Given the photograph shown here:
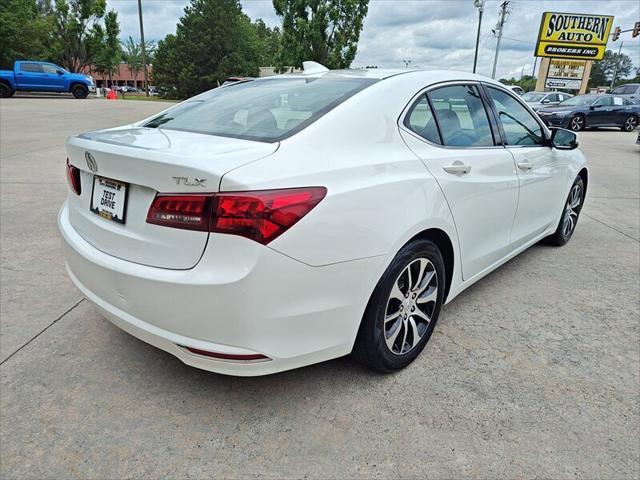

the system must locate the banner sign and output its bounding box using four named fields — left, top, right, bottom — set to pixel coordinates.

left=535, top=12, right=614, bottom=60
